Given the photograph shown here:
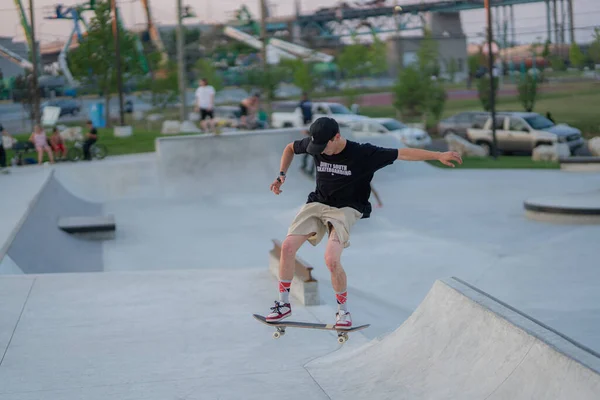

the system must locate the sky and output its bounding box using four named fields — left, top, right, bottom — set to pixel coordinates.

left=0, top=0, right=598, bottom=46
